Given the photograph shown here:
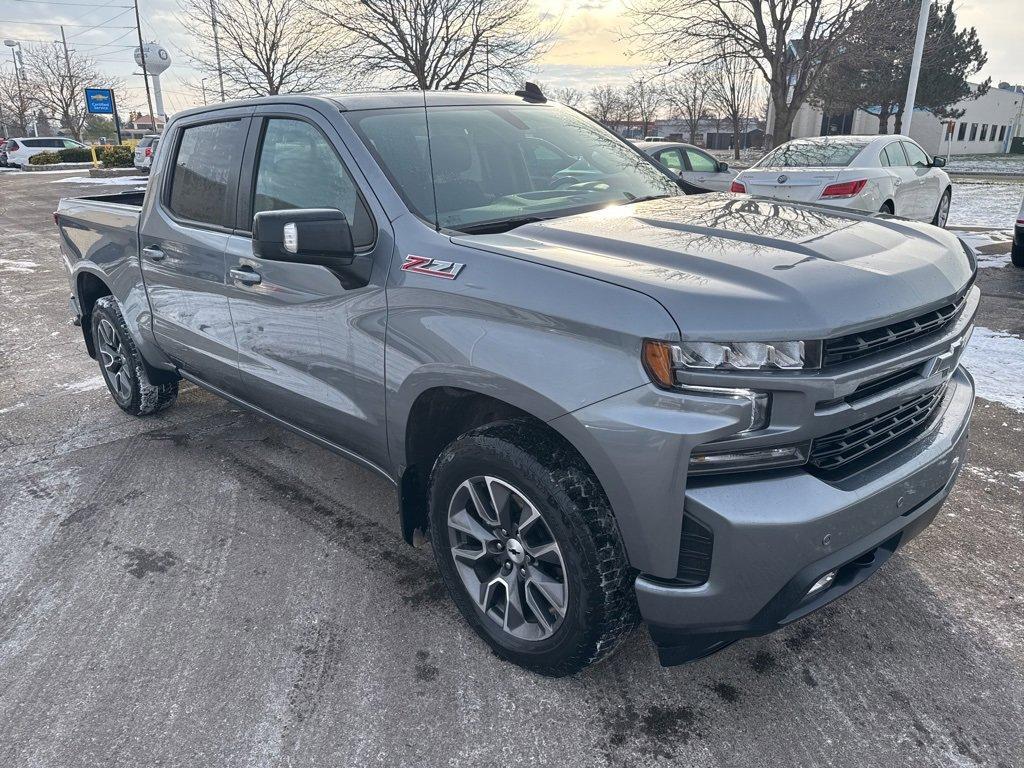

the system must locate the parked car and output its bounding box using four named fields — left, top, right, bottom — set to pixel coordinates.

left=1013, top=192, right=1024, bottom=268
left=732, top=135, right=952, bottom=226
left=133, top=135, right=160, bottom=172
left=634, top=140, right=737, bottom=193
left=55, top=92, right=976, bottom=676
left=2, top=136, right=87, bottom=168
